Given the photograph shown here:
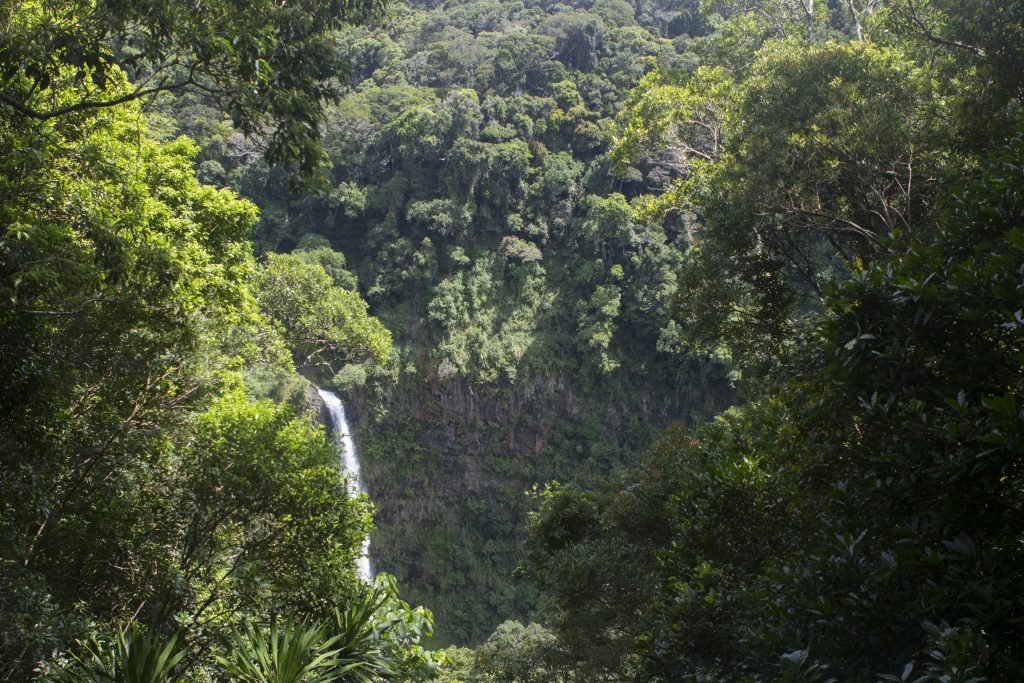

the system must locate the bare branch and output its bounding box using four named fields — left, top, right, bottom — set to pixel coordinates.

left=7, top=296, right=107, bottom=316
